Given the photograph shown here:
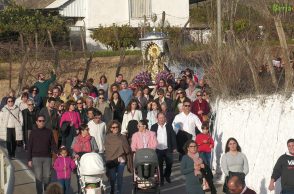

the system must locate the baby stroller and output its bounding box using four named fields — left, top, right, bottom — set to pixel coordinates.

left=76, top=152, right=106, bottom=194
left=133, top=148, right=160, bottom=194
